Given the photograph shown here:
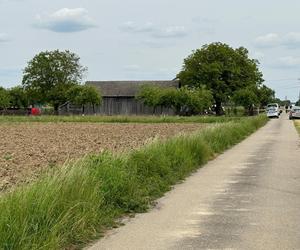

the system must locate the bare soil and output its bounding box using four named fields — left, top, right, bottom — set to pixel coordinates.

left=0, top=123, right=206, bottom=191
